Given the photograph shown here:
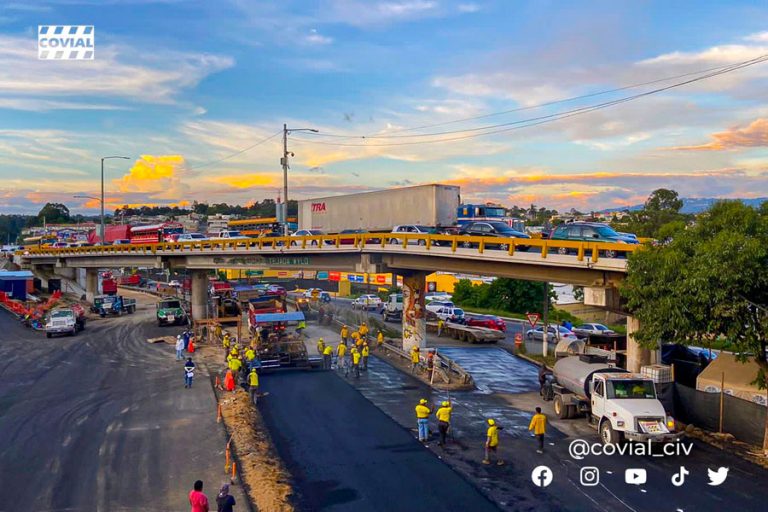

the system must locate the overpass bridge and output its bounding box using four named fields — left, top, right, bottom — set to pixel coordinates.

left=18, top=232, right=653, bottom=370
